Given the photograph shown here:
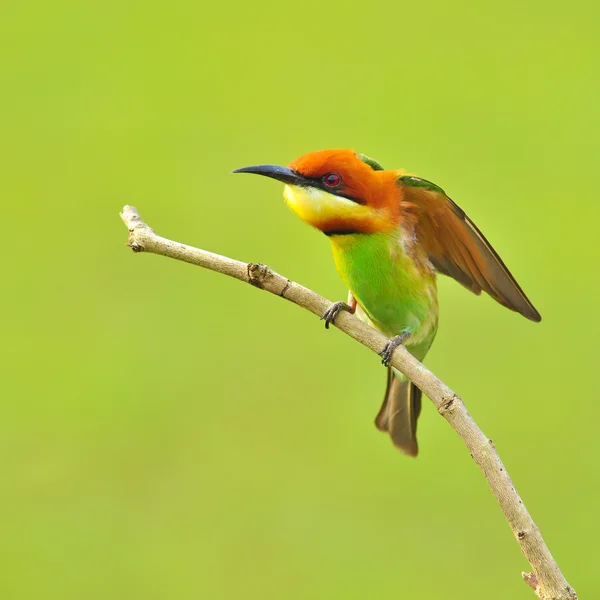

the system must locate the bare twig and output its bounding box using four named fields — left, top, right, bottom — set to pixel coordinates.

left=119, top=205, right=576, bottom=600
